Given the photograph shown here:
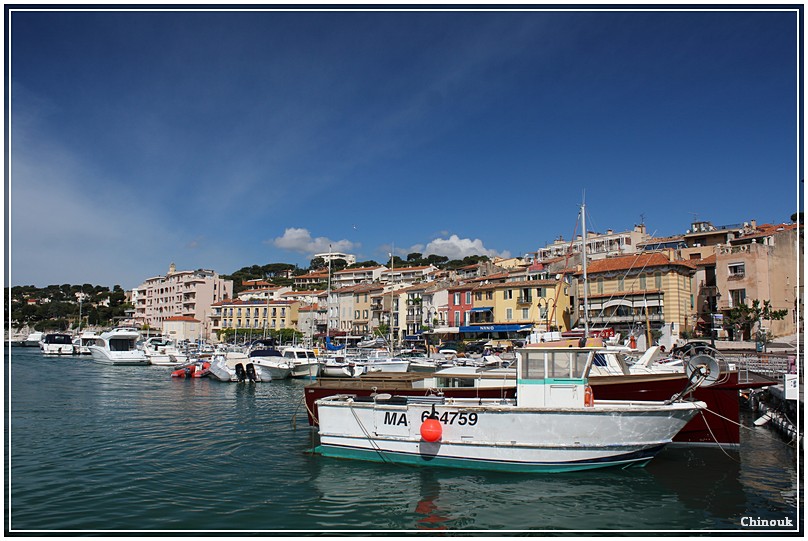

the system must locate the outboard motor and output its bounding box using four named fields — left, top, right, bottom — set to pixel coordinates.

left=235, top=363, right=246, bottom=382
left=246, top=363, right=257, bottom=382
